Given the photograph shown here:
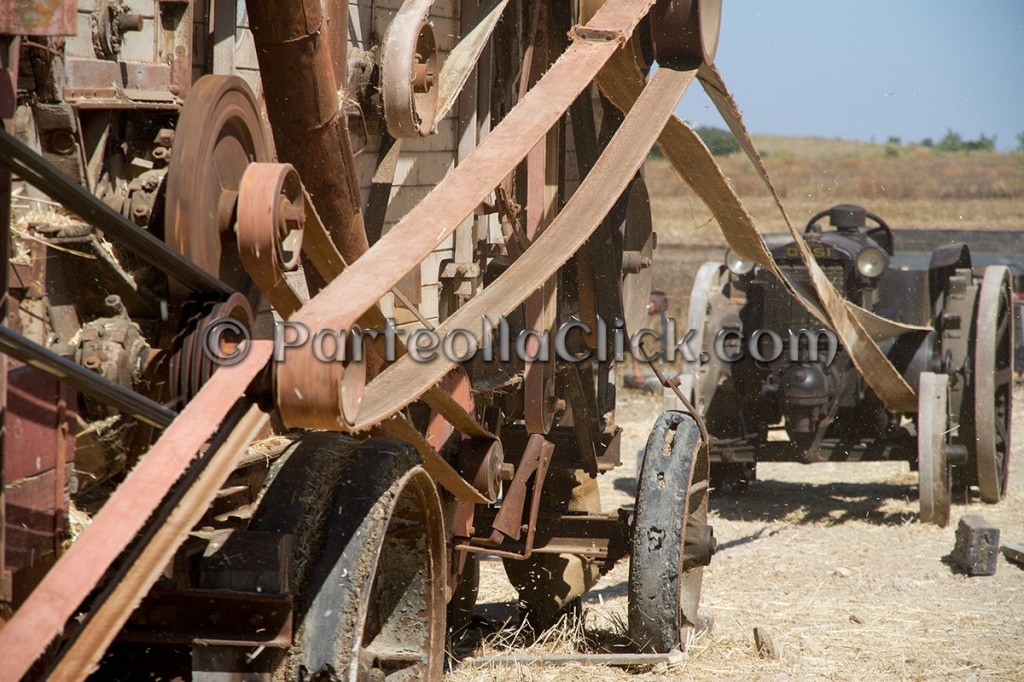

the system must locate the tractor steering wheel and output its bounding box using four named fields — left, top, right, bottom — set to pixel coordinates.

left=804, top=206, right=894, bottom=255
